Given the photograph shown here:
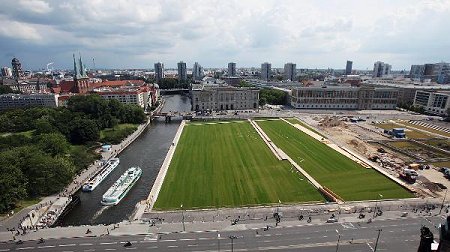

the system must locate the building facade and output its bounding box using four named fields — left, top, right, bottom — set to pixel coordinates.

left=1, top=67, right=12, bottom=77
left=193, top=62, right=203, bottom=81
left=191, top=86, right=259, bottom=111
left=177, top=61, right=187, bottom=82
left=284, top=63, right=296, bottom=81
left=11, top=58, right=23, bottom=81
left=93, top=86, right=153, bottom=110
left=410, top=65, right=425, bottom=79
left=154, top=62, right=165, bottom=83
left=0, top=93, right=58, bottom=110
left=414, top=90, right=450, bottom=116
left=373, top=61, right=392, bottom=78
left=291, top=86, right=398, bottom=110
left=261, top=62, right=271, bottom=81
left=345, top=60, right=353, bottom=75
left=228, top=62, right=236, bottom=77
